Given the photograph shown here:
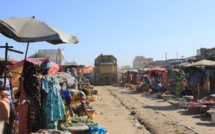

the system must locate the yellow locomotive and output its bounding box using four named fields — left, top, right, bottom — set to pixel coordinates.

left=94, top=54, right=118, bottom=85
